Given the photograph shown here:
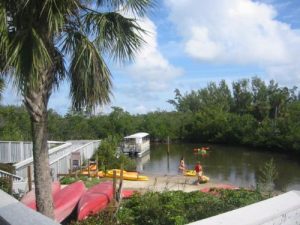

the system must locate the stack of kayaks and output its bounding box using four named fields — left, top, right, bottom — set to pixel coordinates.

left=20, top=181, right=61, bottom=210
left=77, top=181, right=136, bottom=220
left=21, top=180, right=135, bottom=222
left=54, top=181, right=85, bottom=222
left=77, top=181, right=113, bottom=220
left=21, top=181, right=86, bottom=223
